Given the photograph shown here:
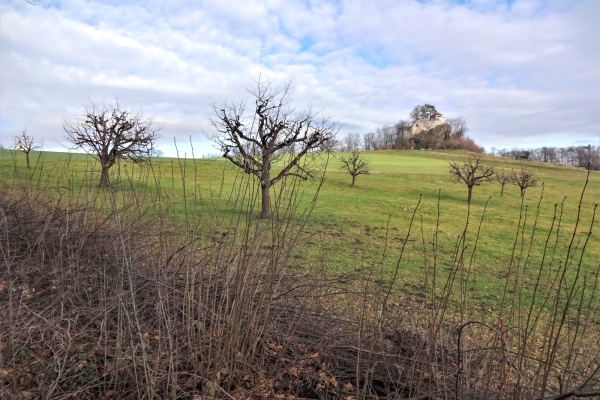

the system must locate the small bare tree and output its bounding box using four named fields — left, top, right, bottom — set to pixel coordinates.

left=449, top=156, right=495, bottom=202
left=511, top=168, right=538, bottom=198
left=14, top=129, right=38, bottom=169
left=64, top=101, right=160, bottom=187
left=339, top=150, right=370, bottom=187
left=495, top=169, right=511, bottom=196
left=209, top=78, right=339, bottom=219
